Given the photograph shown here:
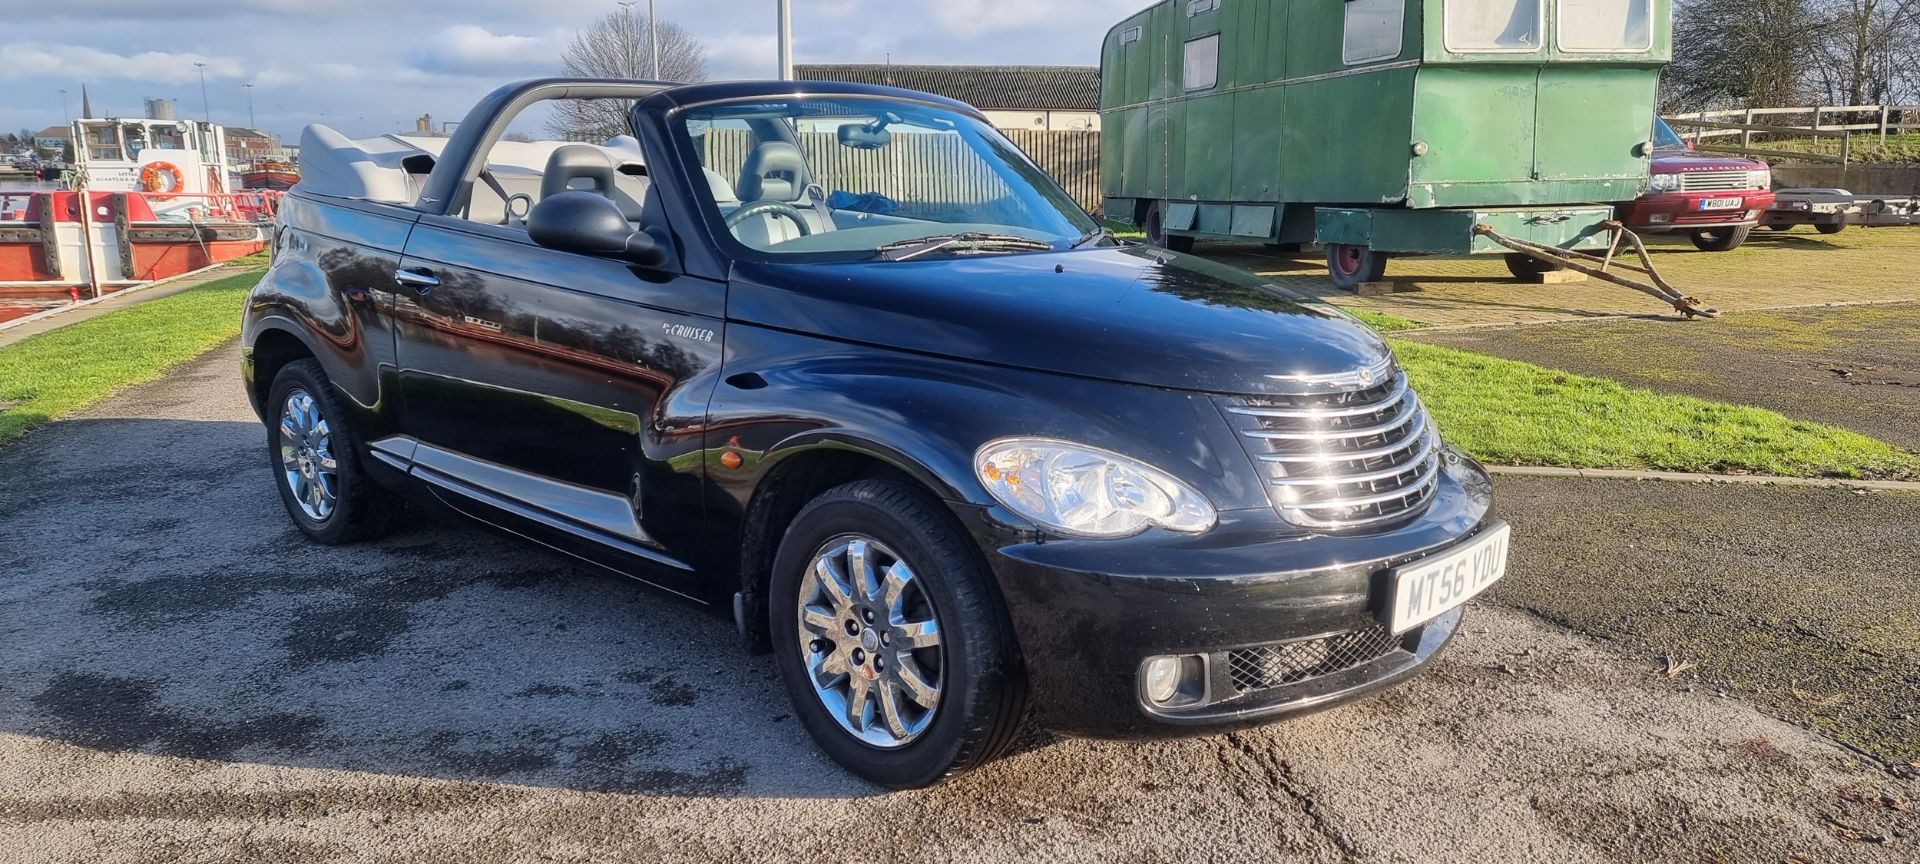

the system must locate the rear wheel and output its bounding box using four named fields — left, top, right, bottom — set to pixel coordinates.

left=1145, top=201, right=1195, bottom=253
left=1504, top=253, right=1565, bottom=279
left=1815, top=222, right=1847, bottom=235
left=266, top=359, right=399, bottom=544
left=770, top=478, right=1025, bottom=789
left=1690, top=225, right=1752, bottom=252
left=1326, top=243, right=1387, bottom=290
